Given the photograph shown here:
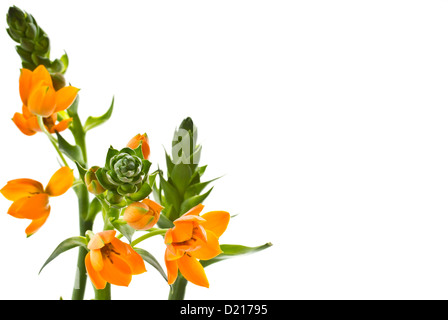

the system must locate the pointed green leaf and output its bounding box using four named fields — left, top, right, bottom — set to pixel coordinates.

left=109, top=218, right=135, bottom=243
left=56, top=132, right=84, bottom=165
left=84, top=97, right=114, bottom=132
left=184, top=176, right=221, bottom=199
left=39, top=236, right=87, bottom=274
left=201, top=243, right=273, bottom=268
left=171, top=164, right=192, bottom=195
left=133, top=247, right=168, bottom=282
left=179, top=187, right=213, bottom=215
left=60, top=52, right=69, bottom=74
left=74, top=161, right=88, bottom=182
left=104, top=146, right=119, bottom=169
left=127, top=182, right=152, bottom=202
left=160, top=176, right=182, bottom=214
left=157, top=212, right=174, bottom=228
left=165, top=149, right=174, bottom=177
